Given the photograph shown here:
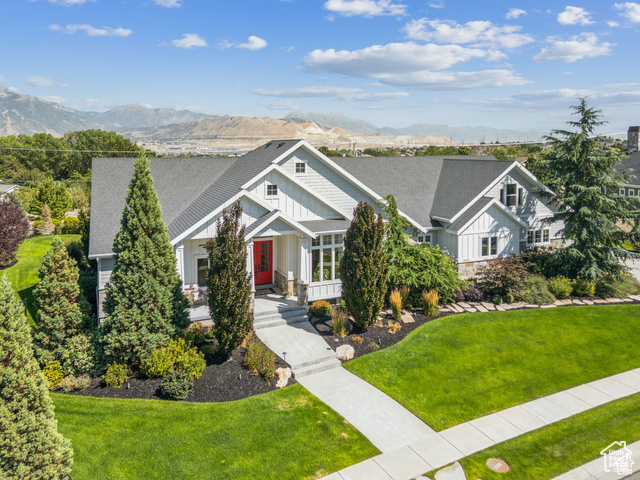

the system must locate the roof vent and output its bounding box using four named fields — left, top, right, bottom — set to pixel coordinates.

left=278, top=142, right=285, bottom=148
left=265, top=142, right=272, bottom=148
